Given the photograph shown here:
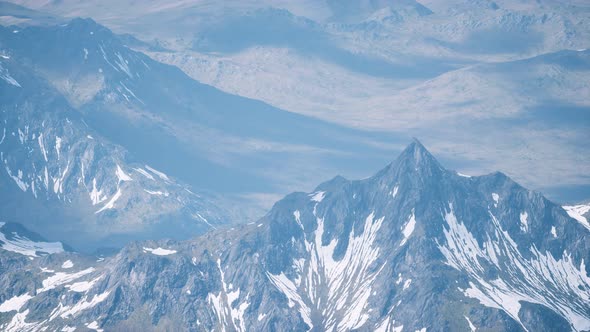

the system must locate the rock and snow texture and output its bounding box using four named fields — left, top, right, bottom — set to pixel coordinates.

left=439, top=204, right=590, bottom=331
left=0, top=141, right=587, bottom=331
left=0, top=222, right=64, bottom=257
left=563, top=204, right=590, bottom=230
left=0, top=89, right=226, bottom=250
left=268, top=211, right=386, bottom=331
